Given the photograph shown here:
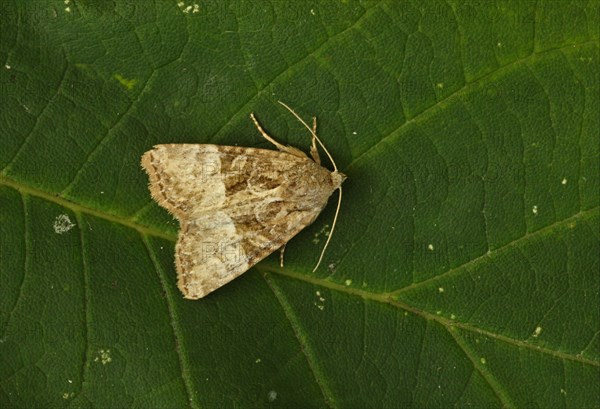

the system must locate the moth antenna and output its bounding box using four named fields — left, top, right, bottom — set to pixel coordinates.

left=313, top=186, right=342, bottom=272
left=277, top=101, right=343, bottom=272
left=277, top=101, right=338, bottom=171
